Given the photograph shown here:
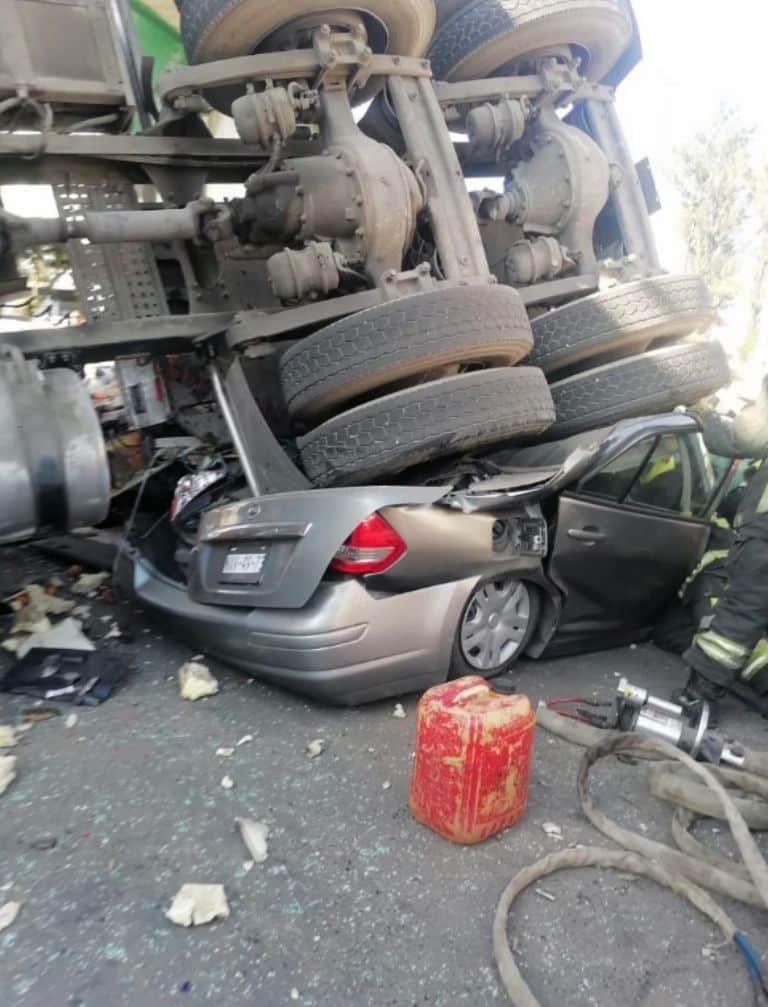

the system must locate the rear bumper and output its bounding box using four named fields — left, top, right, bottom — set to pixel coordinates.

left=130, top=554, right=478, bottom=705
